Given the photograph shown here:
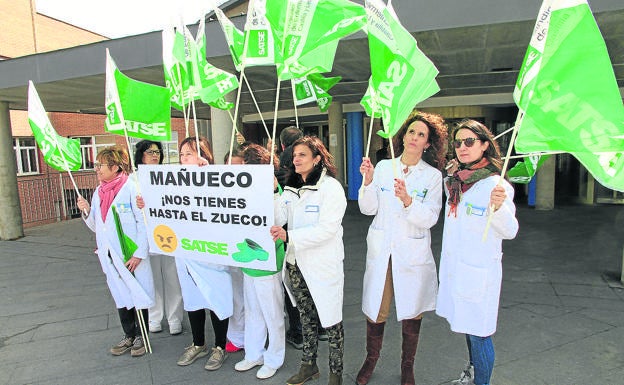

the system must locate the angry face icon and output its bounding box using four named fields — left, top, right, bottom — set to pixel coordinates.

left=153, top=225, right=178, bottom=253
